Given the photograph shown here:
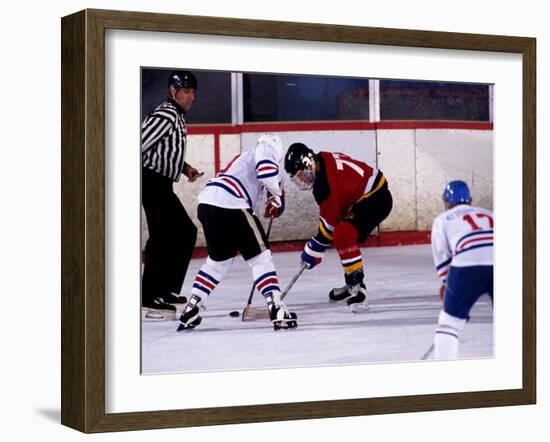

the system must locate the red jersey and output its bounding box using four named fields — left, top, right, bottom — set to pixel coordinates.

left=313, top=151, right=386, bottom=243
